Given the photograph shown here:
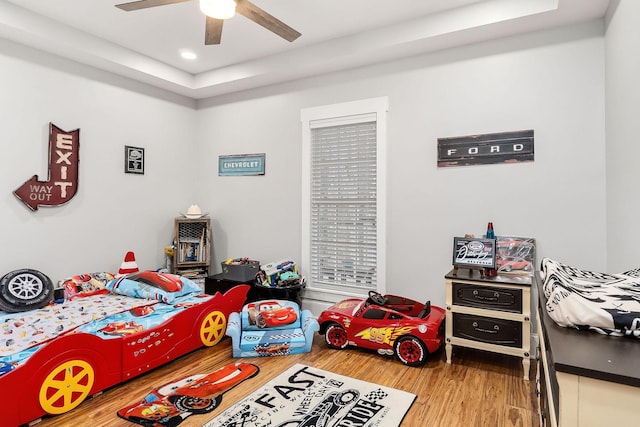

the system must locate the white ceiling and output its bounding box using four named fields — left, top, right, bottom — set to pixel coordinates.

left=0, top=0, right=610, bottom=100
